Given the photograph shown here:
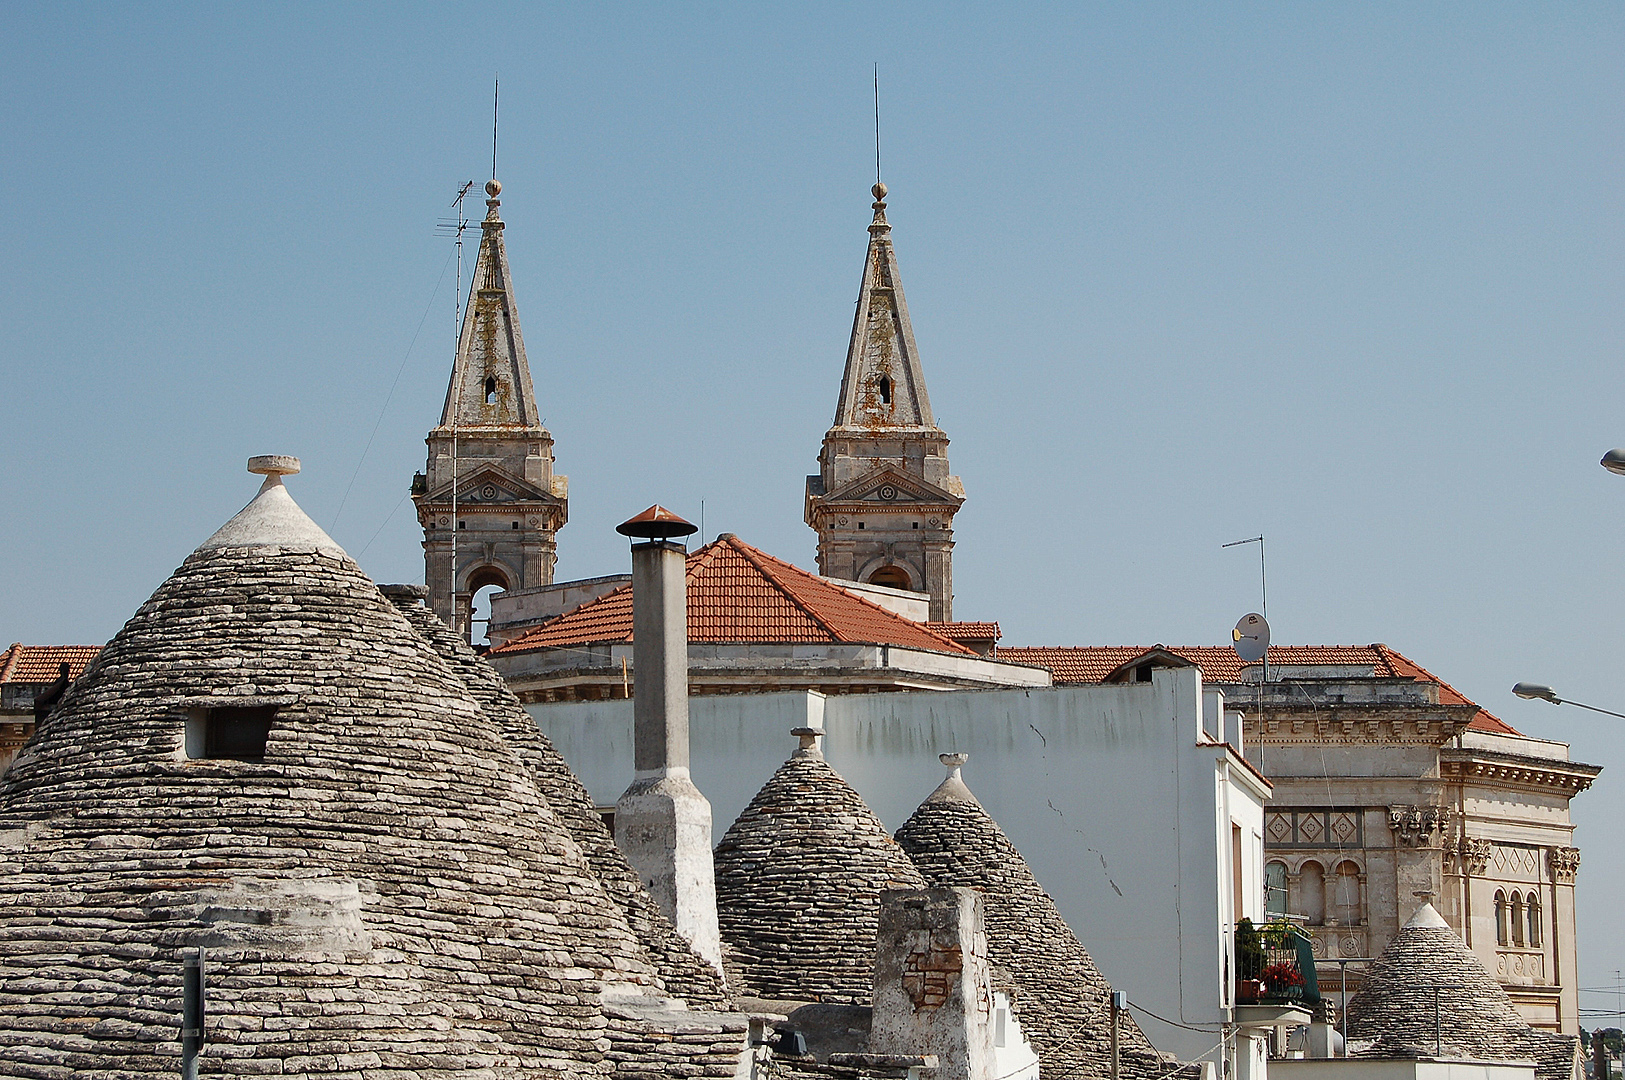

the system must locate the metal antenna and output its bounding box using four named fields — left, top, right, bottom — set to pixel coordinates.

left=873, top=64, right=881, bottom=183
left=492, top=78, right=500, bottom=180
left=1222, top=534, right=1267, bottom=616
left=437, top=181, right=474, bottom=635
